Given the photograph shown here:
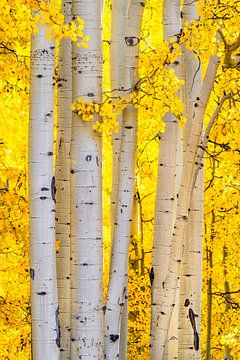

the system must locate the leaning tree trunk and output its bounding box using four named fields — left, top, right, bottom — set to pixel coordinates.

left=150, top=0, right=181, bottom=358
left=70, top=0, right=104, bottom=358
left=29, top=22, right=59, bottom=359
left=104, top=1, right=145, bottom=359
left=55, top=1, right=72, bottom=358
